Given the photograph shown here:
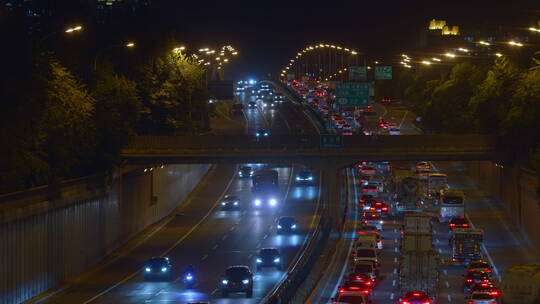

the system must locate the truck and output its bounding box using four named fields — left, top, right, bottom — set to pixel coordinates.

left=501, top=264, right=540, bottom=304
left=451, top=228, right=483, bottom=265
left=398, top=250, right=440, bottom=296
left=401, top=232, right=433, bottom=251
left=396, top=176, right=420, bottom=213
left=252, top=170, right=279, bottom=207
left=403, top=213, right=432, bottom=233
